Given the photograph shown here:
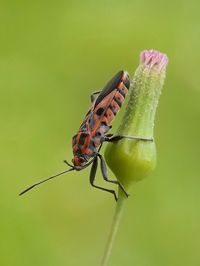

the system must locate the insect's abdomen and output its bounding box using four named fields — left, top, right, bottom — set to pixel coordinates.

left=105, top=85, right=129, bottom=123
left=94, top=71, right=130, bottom=144
left=100, top=71, right=129, bottom=127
